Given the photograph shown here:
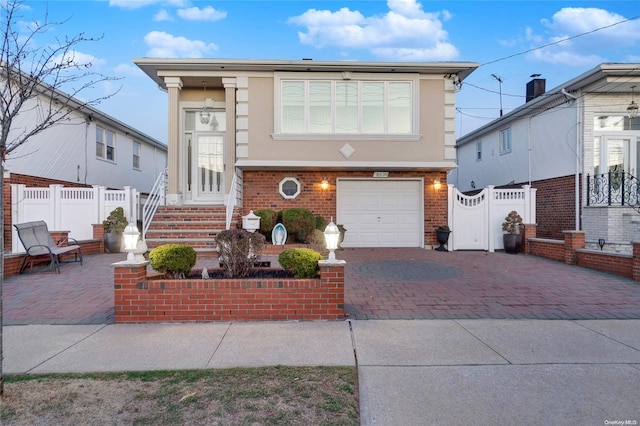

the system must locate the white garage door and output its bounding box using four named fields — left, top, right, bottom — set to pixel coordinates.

left=337, top=179, right=423, bottom=248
